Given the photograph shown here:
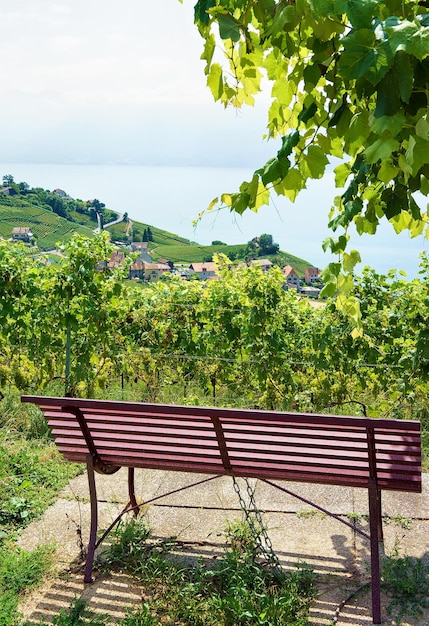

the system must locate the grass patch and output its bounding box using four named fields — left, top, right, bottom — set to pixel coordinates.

left=0, top=543, right=54, bottom=626
left=27, top=517, right=316, bottom=625
left=0, top=433, right=79, bottom=538
left=0, top=393, right=81, bottom=540
left=0, top=392, right=82, bottom=625
left=0, top=393, right=79, bottom=626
